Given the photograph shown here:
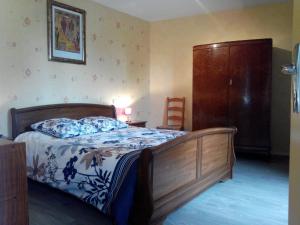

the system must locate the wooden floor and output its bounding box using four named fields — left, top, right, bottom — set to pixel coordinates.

left=28, top=181, right=112, bottom=225
left=29, top=156, right=289, bottom=225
